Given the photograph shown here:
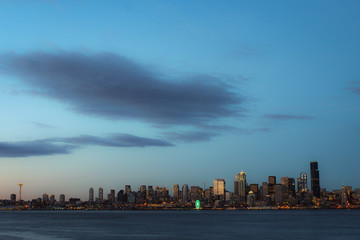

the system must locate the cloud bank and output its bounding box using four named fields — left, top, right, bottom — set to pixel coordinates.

left=0, top=51, right=244, bottom=126
left=0, top=134, right=173, bottom=158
